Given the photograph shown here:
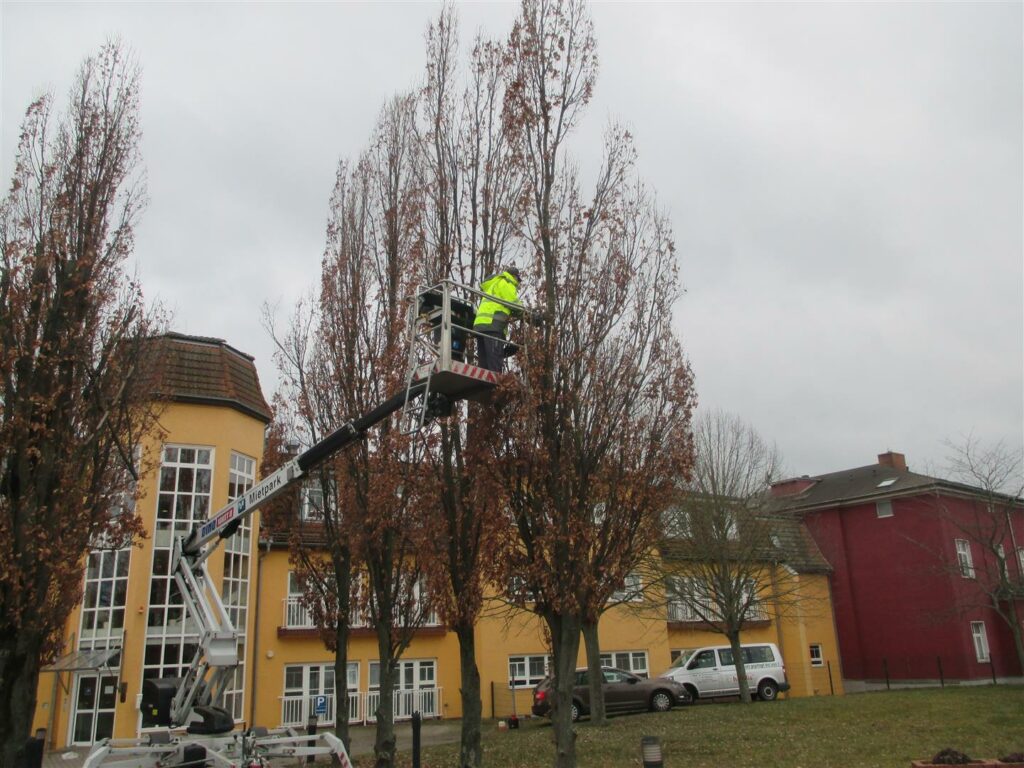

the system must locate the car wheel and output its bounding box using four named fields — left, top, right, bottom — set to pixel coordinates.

left=570, top=701, right=581, bottom=722
left=650, top=691, right=673, bottom=712
left=757, top=680, right=779, bottom=702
